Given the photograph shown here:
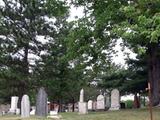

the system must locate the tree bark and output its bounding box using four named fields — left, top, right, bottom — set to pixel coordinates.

left=72, top=98, right=75, bottom=112
left=148, top=43, right=160, bottom=106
